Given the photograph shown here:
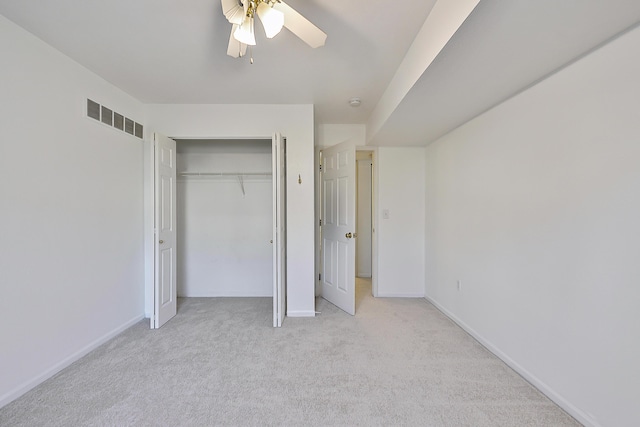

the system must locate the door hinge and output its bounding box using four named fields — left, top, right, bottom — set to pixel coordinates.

left=319, top=273, right=322, bottom=281
left=319, top=164, right=322, bottom=172
left=319, top=219, right=322, bottom=226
